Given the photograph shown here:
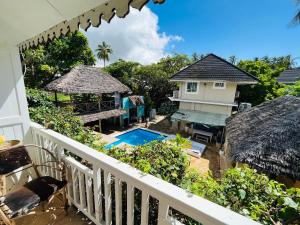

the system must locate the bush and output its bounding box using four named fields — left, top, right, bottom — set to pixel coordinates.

left=182, top=166, right=300, bottom=224
left=26, top=88, right=54, bottom=108
left=157, top=101, right=177, bottom=115
left=105, top=141, right=189, bottom=185
left=27, top=88, right=103, bottom=149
